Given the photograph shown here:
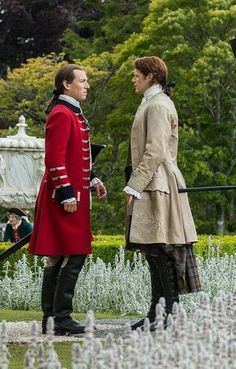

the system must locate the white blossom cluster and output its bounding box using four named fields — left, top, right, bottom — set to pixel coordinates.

left=1, top=292, right=236, bottom=369
left=0, top=248, right=235, bottom=314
